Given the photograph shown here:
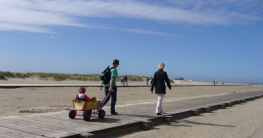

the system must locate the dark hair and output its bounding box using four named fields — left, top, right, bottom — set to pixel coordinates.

left=79, top=87, right=86, bottom=93
left=113, top=59, right=119, bottom=65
